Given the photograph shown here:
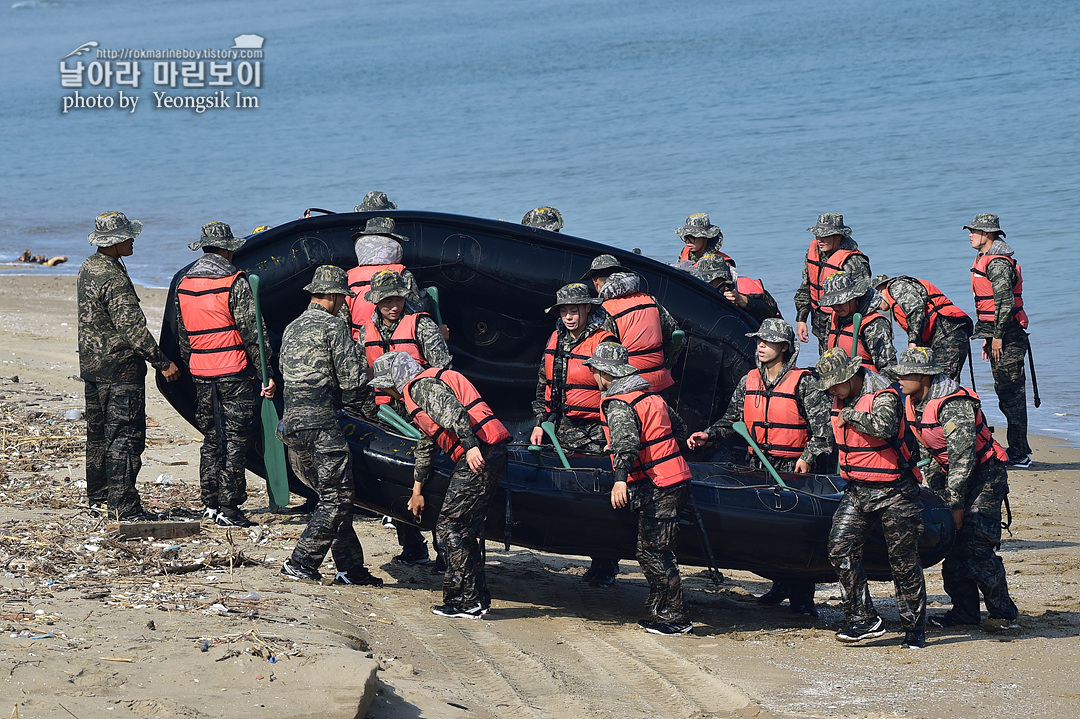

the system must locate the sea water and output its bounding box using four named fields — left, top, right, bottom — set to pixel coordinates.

left=1, top=0, right=1077, bottom=440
